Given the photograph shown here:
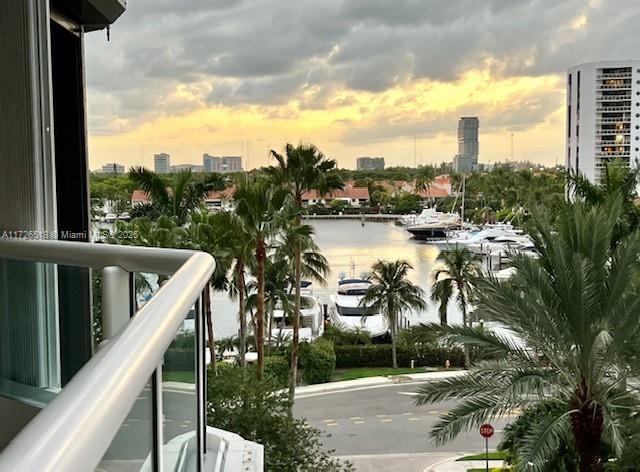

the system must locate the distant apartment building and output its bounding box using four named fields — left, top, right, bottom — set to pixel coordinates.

left=203, top=154, right=243, bottom=173
left=170, top=164, right=204, bottom=173
left=356, top=156, right=385, bottom=170
left=566, top=61, right=640, bottom=184
left=452, top=117, right=479, bottom=173
left=154, top=153, right=171, bottom=173
left=99, top=162, right=125, bottom=174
